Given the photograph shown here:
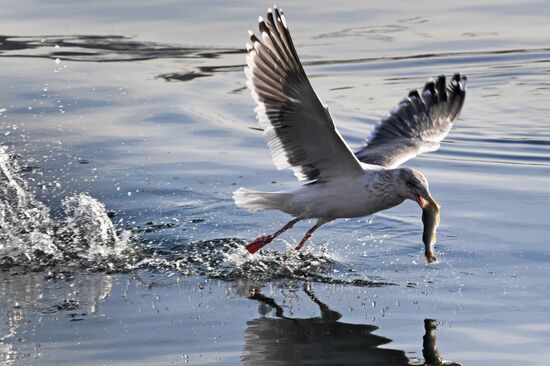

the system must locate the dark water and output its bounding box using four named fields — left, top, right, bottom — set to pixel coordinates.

left=1, top=1, right=550, bottom=365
